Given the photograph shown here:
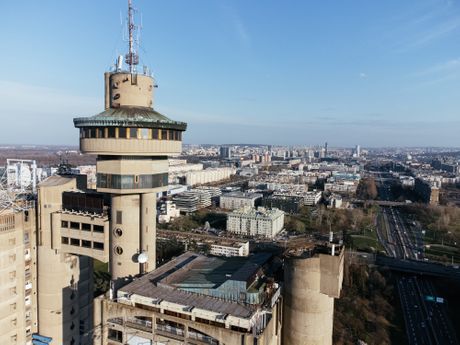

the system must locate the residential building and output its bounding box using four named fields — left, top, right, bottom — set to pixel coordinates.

left=220, top=192, right=262, bottom=210
left=227, top=207, right=285, bottom=238
left=185, top=167, right=236, bottom=186
left=0, top=207, right=37, bottom=345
